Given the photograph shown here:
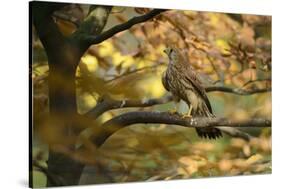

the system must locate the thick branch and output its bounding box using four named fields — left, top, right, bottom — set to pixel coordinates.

left=74, top=5, right=112, bottom=36
left=90, top=111, right=271, bottom=146
left=79, top=9, right=166, bottom=48
left=32, top=2, right=66, bottom=55
left=103, top=111, right=271, bottom=128
left=70, top=5, right=112, bottom=52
